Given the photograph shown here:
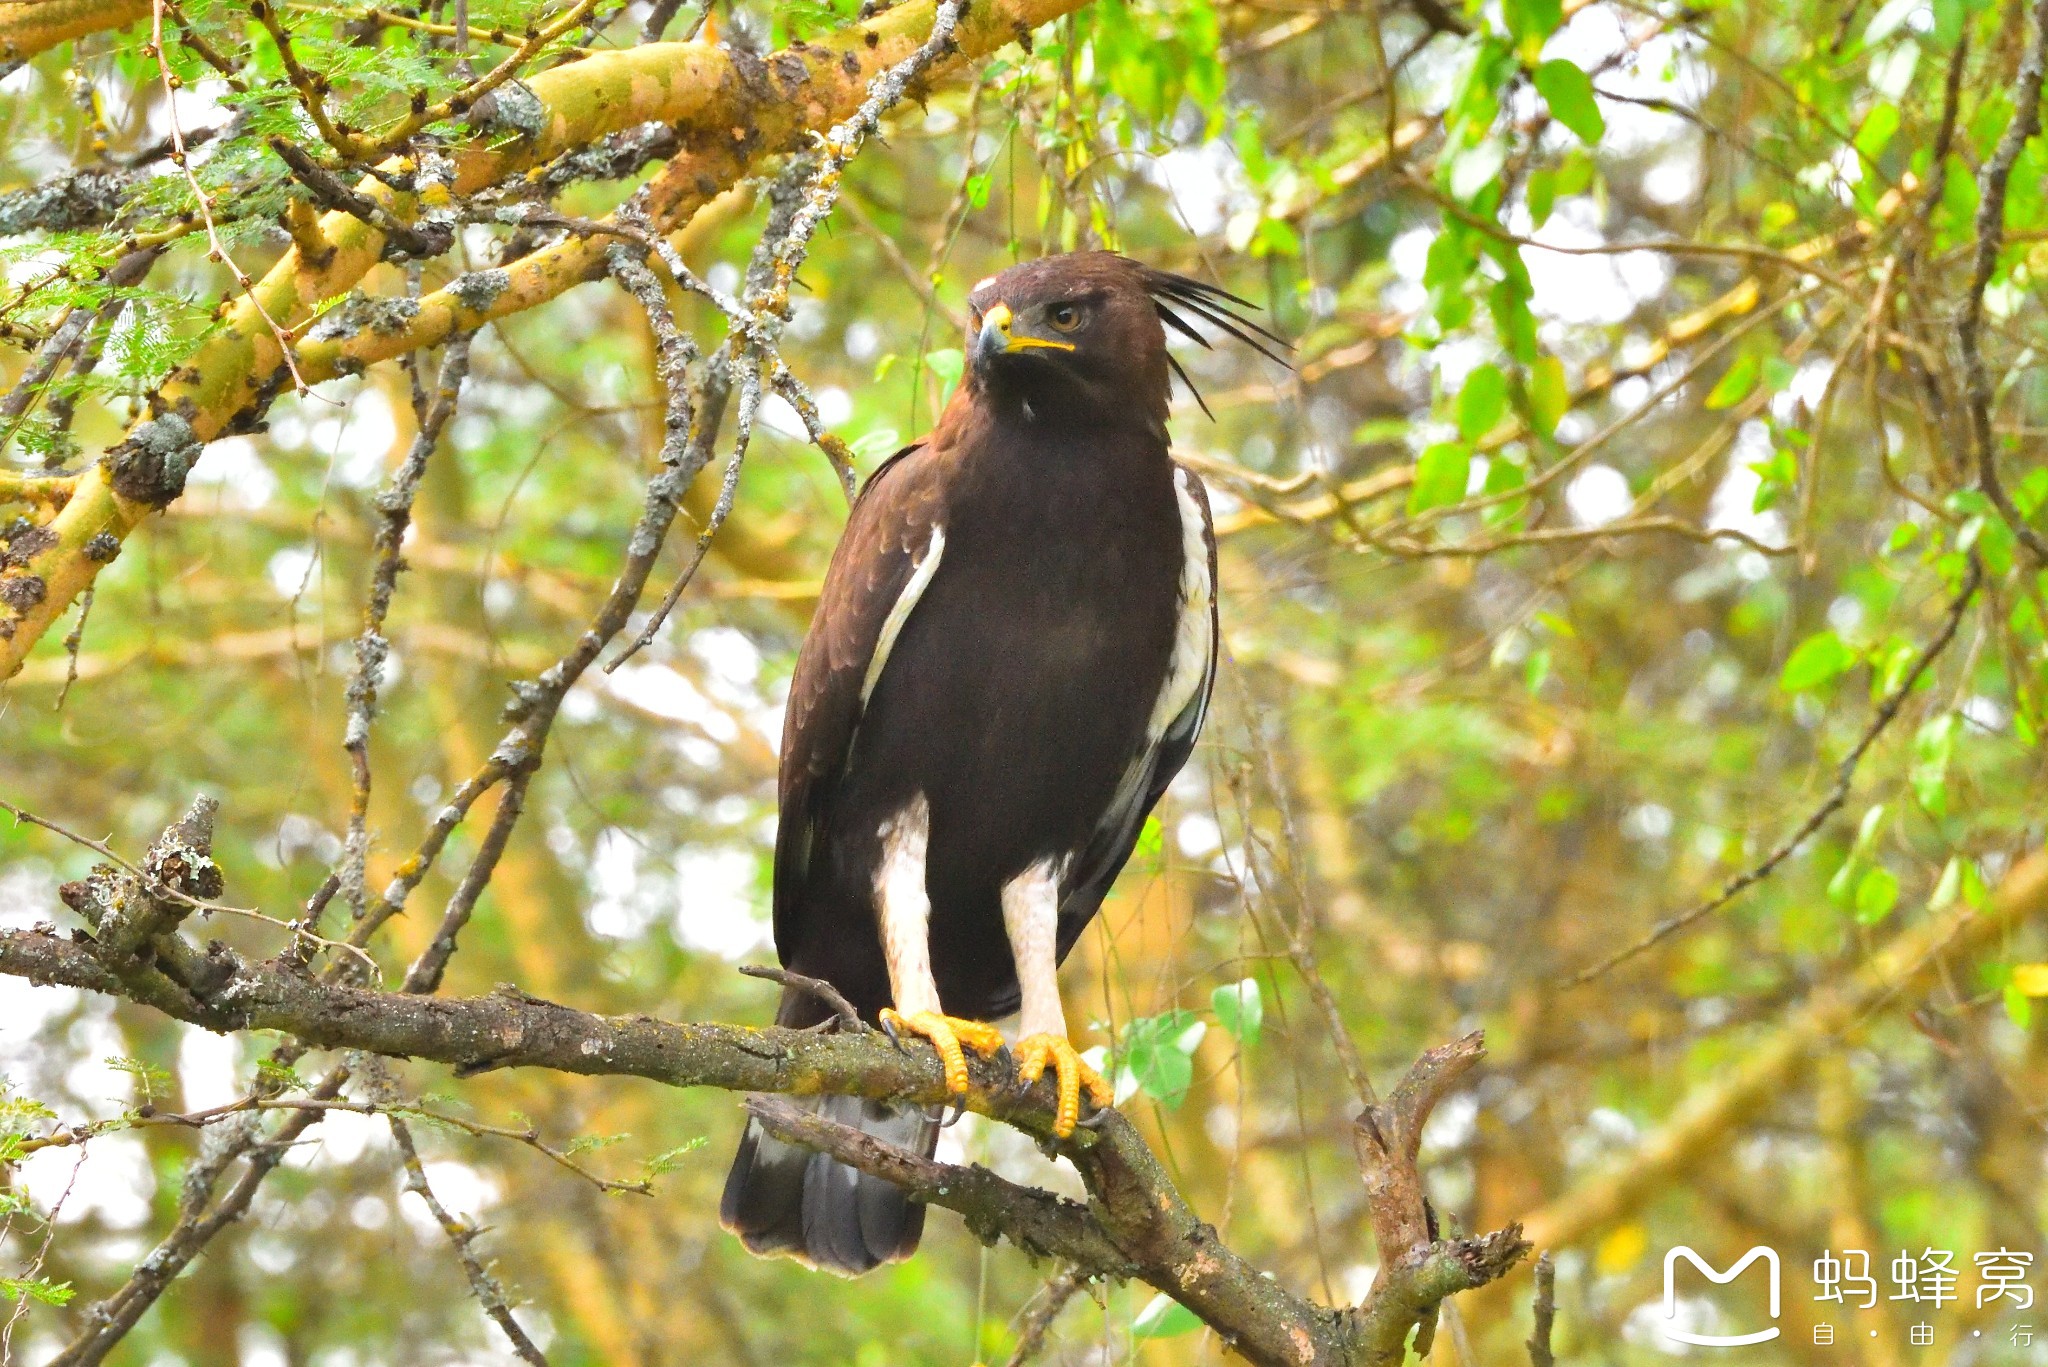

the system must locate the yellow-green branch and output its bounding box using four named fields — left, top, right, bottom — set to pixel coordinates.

left=0, top=0, right=1090, bottom=677
left=0, top=0, right=149, bottom=62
